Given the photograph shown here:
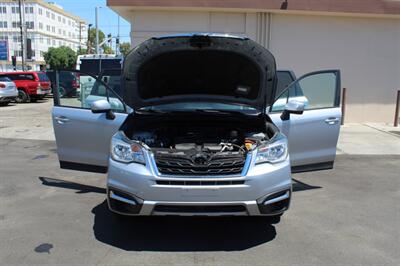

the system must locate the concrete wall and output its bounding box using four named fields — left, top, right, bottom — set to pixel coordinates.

left=269, top=14, right=400, bottom=123
left=129, top=11, right=257, bottom=47
left=127, top=10, right=400, bottom=123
